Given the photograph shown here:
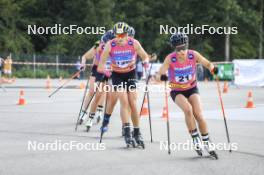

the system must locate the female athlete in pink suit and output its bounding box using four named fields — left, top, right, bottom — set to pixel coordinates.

left=156, top=32, right=218, bottom=159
